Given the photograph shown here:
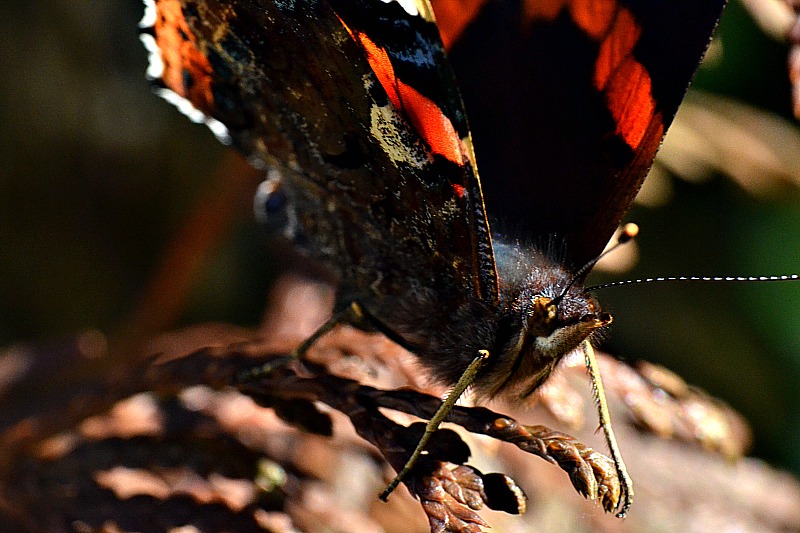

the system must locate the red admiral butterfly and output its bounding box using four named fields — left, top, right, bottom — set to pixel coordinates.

left=140, top=0, right=727, bottom=519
